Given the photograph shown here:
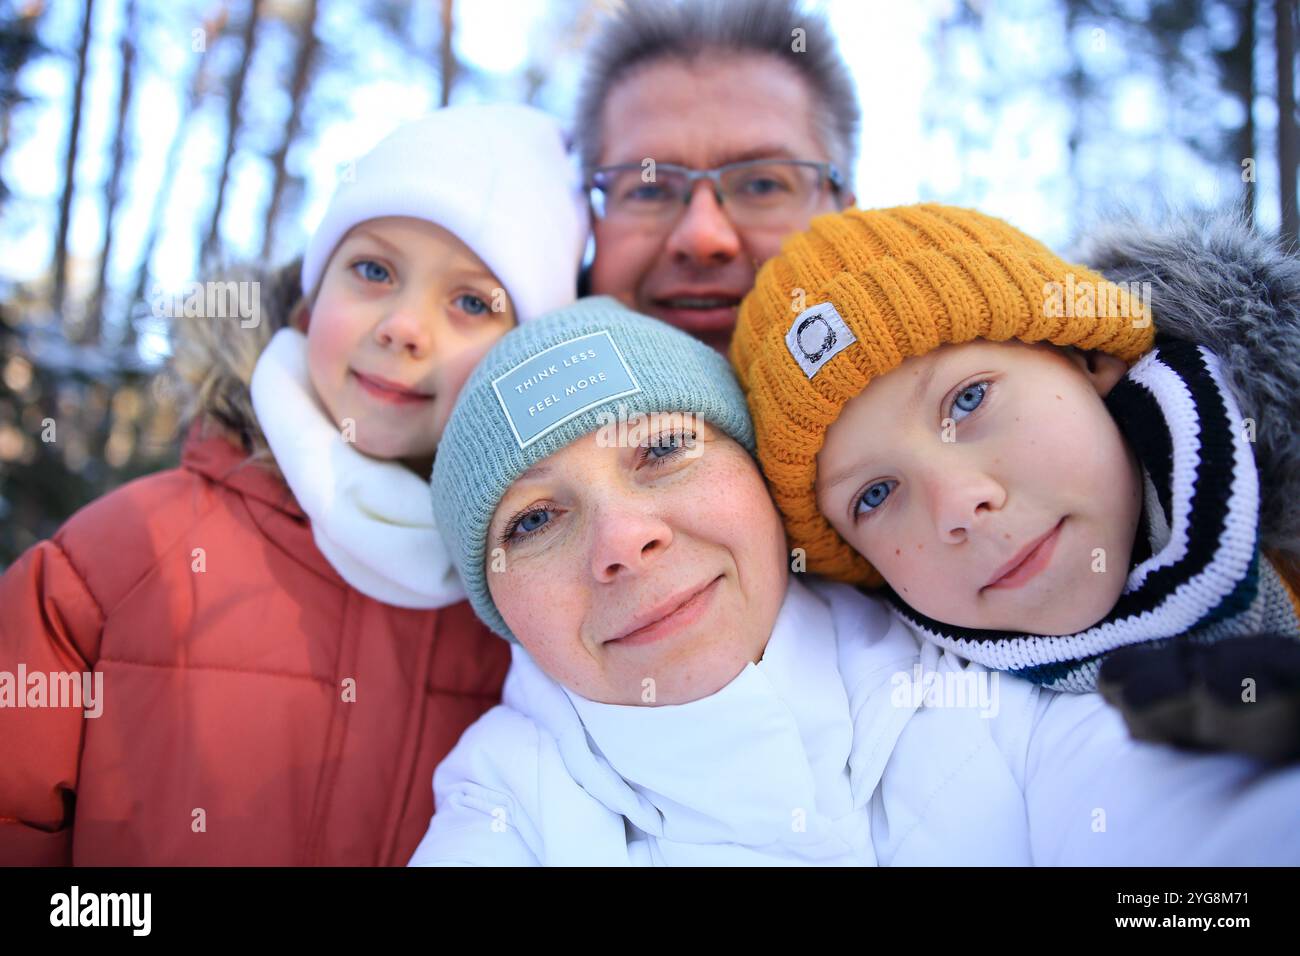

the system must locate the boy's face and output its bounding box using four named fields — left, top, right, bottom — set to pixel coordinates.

left=486, top=417, right=789, bottom=706
left=815, top=339, right=1143, bottom=635
left=305, top=216, right=515, bottom=473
